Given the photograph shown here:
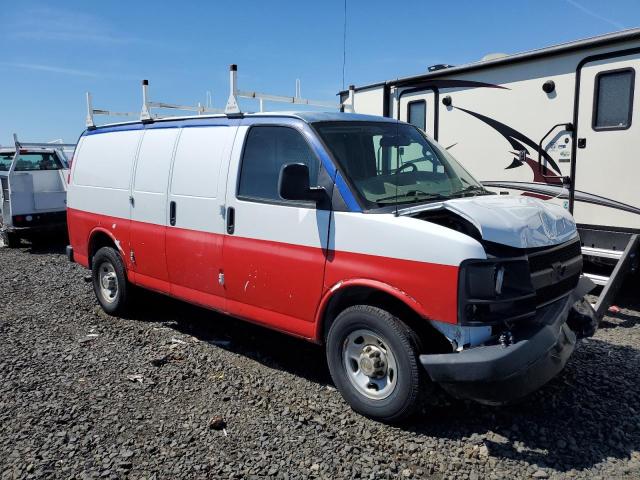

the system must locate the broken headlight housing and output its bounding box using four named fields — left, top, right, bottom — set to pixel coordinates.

left=458, top=258, right=536, bottom=325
